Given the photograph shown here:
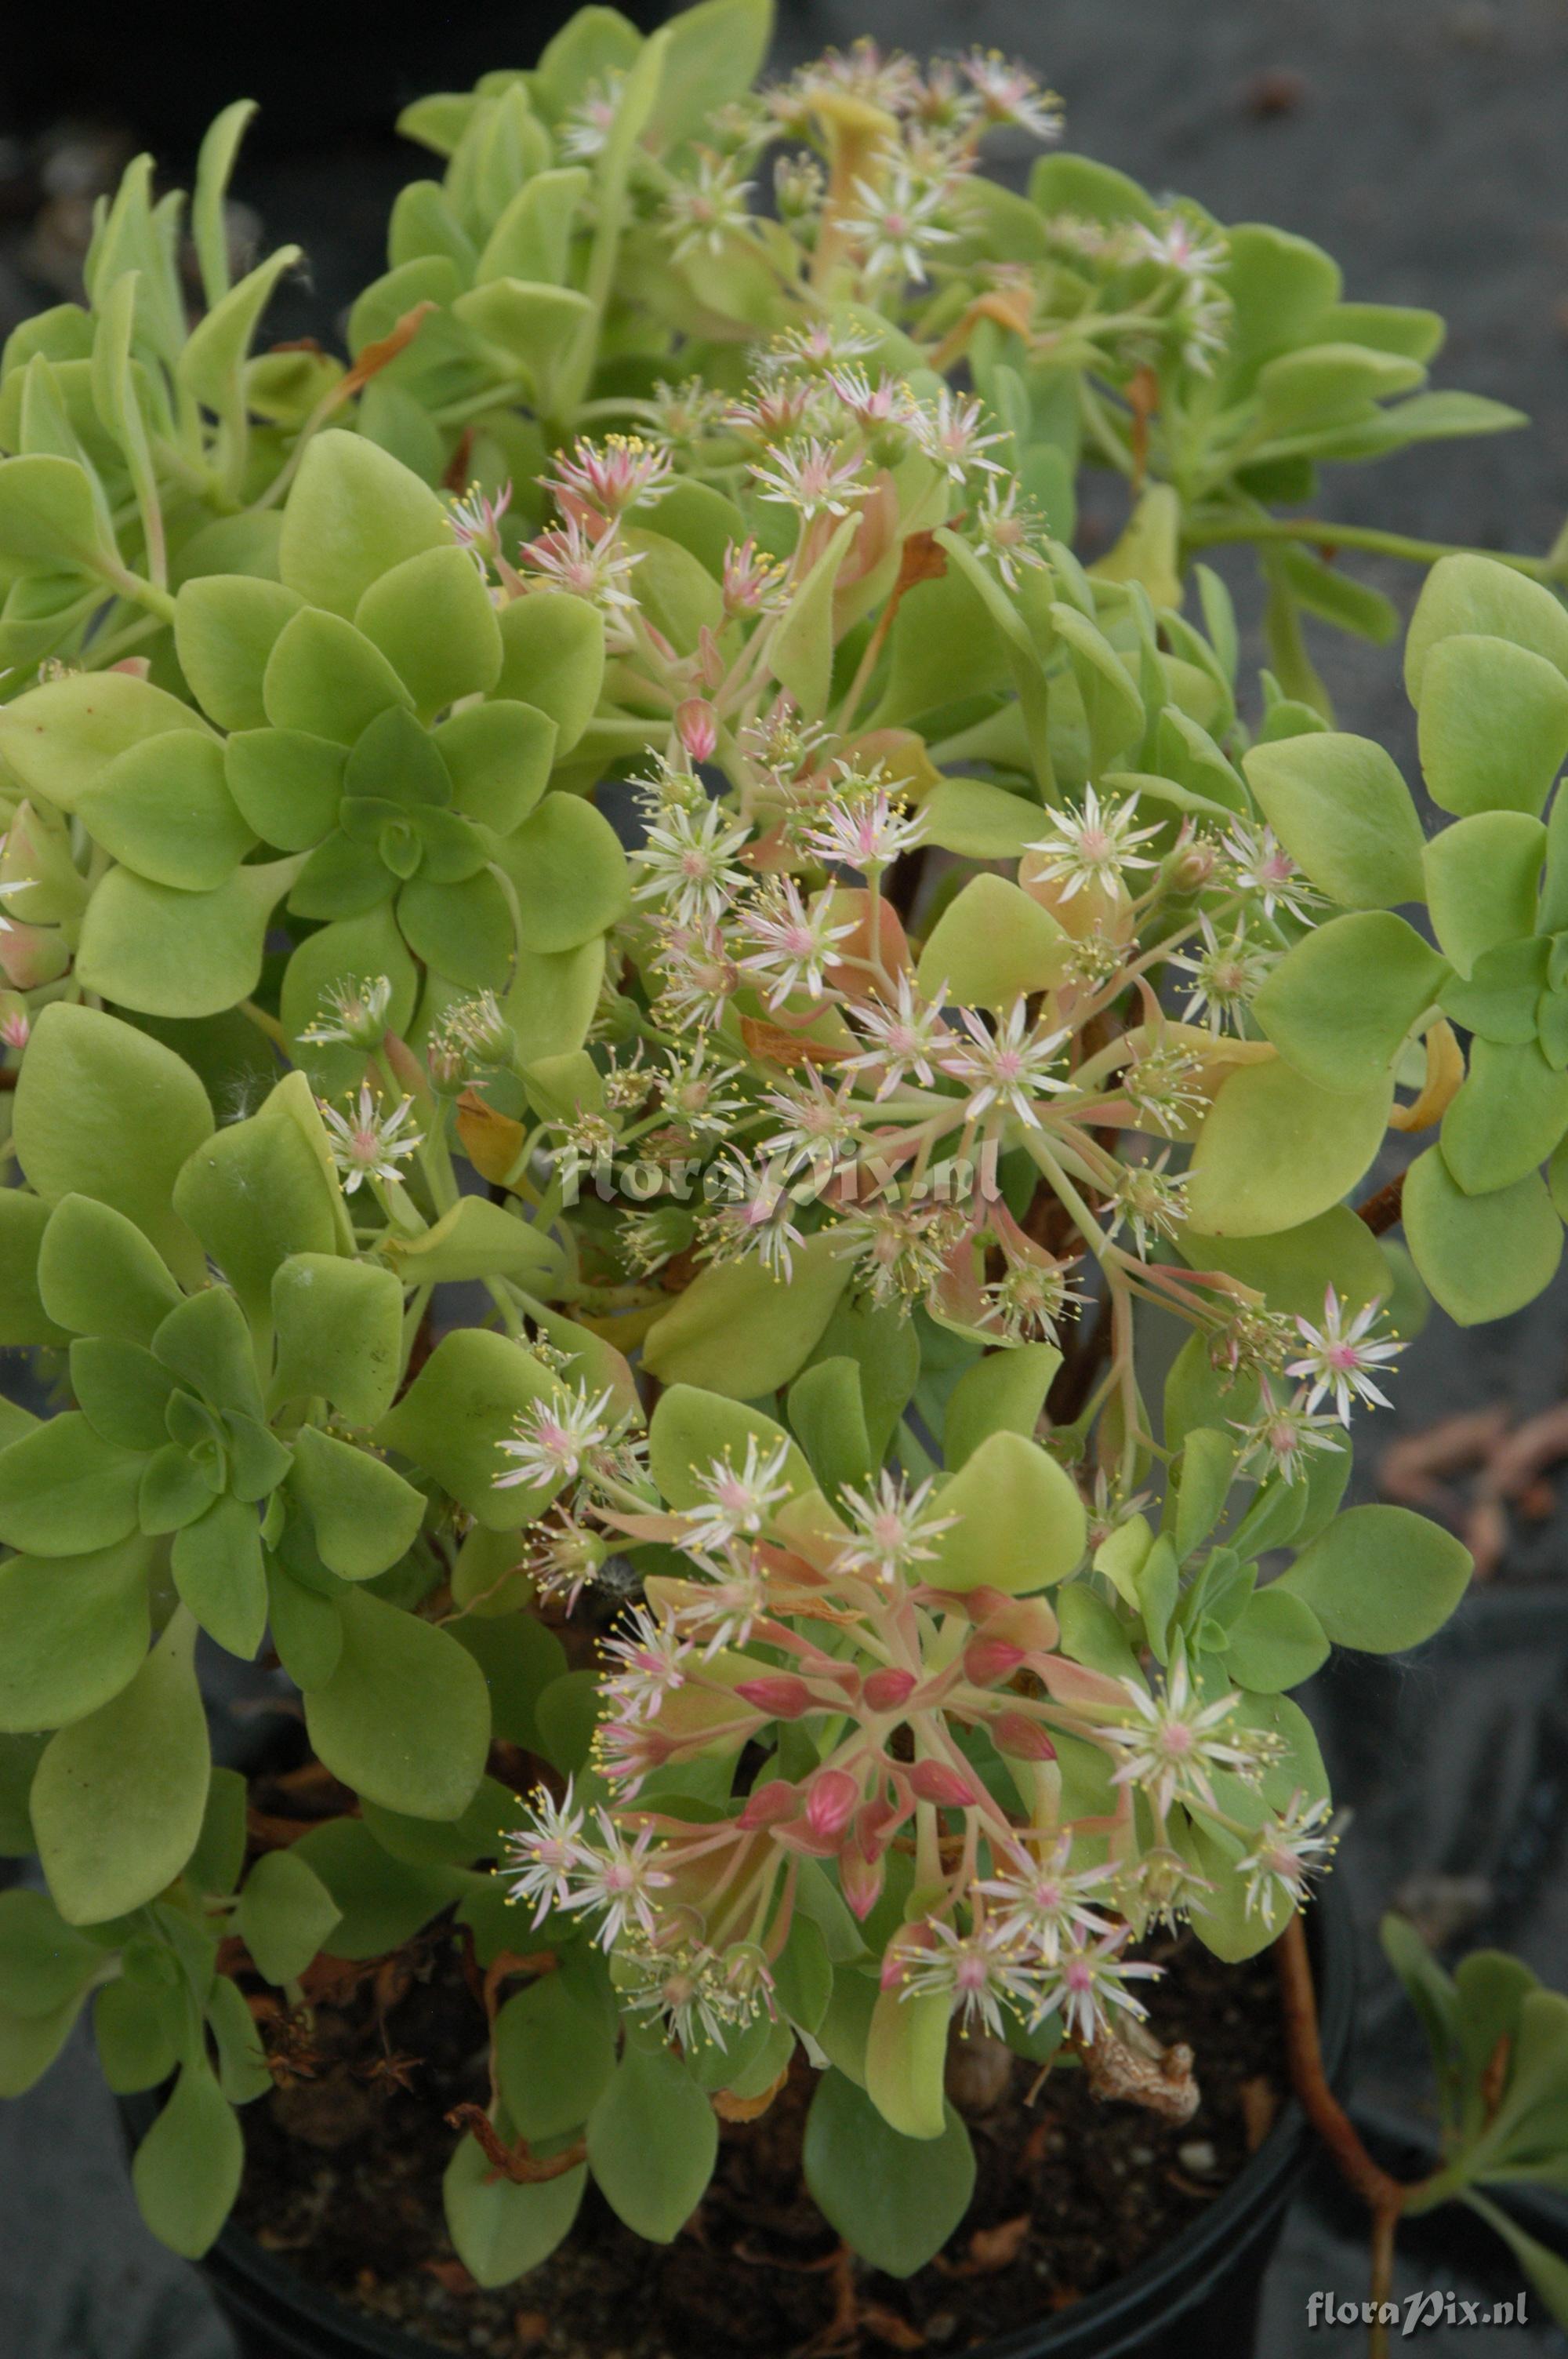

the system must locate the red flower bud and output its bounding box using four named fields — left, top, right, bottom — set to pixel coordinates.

left=737, top=1779, right=800, bottom=1830
left=908, top=1759, right=980, bottom=1808
left=804, top=1768, right=860, bottom=1842
left=863, top=1667, right=917, bottom=1714
left=963, top=1637, right=1026, bottom=1687
left=735, top=1675, right=815, bottom=1721
left=840, top=1845, right=885, bottom=1921
left=676, top=697, right=719, bottom=763
left=991, top=1710, right=1058, bottom=1762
